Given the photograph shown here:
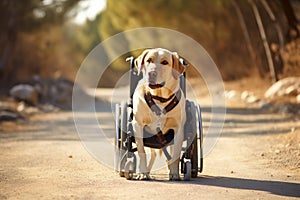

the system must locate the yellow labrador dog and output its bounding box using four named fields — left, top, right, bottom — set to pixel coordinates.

left=132, top=48, right=186, bottom=180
